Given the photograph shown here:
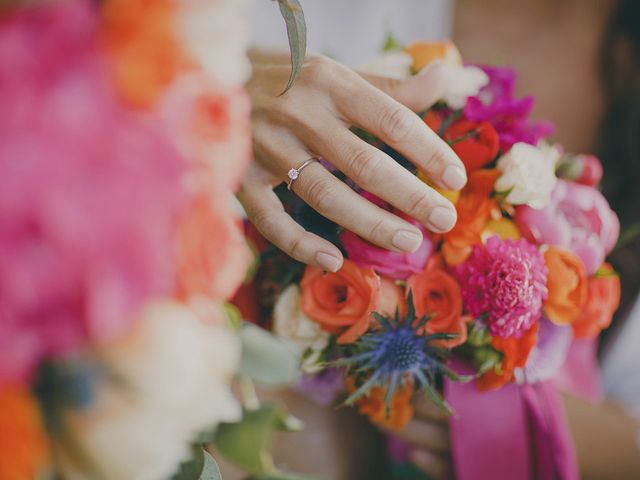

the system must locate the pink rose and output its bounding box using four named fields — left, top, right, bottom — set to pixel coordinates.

left=515, top=180, right=619, bottom=274
left=340, top=192, right=434, bottom=280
